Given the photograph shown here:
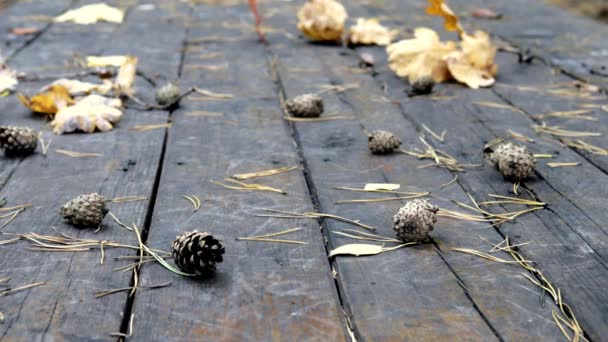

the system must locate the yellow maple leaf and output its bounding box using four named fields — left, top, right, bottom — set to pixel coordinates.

left=461, top=30, right=498, bottom=76
left=425, top=0, right=463, bottom=34
left=297, top=0, right=348, bottom=42
left=386, top=28, right=457, bottom=84
left=17, top=85, right=75, bottom=115
left=444, top=51, right=495, bottom=89
left=347, top=18, right=398, bottom=46
left=51, top=95, right=123, bottom=134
